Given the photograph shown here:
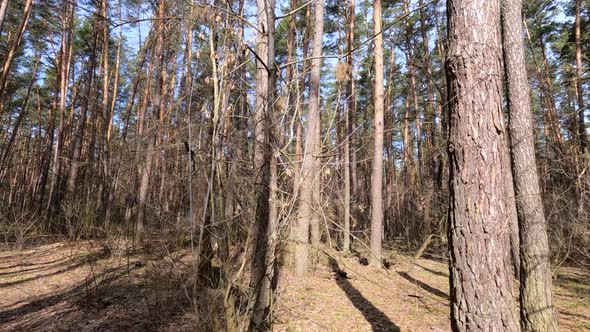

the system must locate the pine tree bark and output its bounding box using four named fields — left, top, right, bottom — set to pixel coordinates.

left=250, top=0, right=279, bottom=327
left=370, top=0, right=384, bottom=267
left=501, top=0, right=559, bottom=330
left=0, top=0, right=33, bottom=111
left=47, top=1, right=74, bottom=215
left=136, top=0, right=166, bottom=241
left=0, top=0, right=8, bottom=36
left=67, top=30, right=98, bottom=194
left=292, top=2, right=311, bottom=198
left=446, top=0, right=519, bottom=330
left=574, top=0, right=587, bottom=153
left=294, top=0, right=325, bottom=277
left=342, top=0, right=355, bottom=252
